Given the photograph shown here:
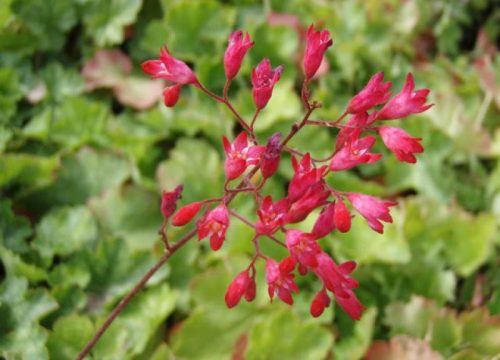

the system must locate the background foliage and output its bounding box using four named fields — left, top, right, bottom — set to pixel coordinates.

left=0, top=0, right=499, bottom=359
